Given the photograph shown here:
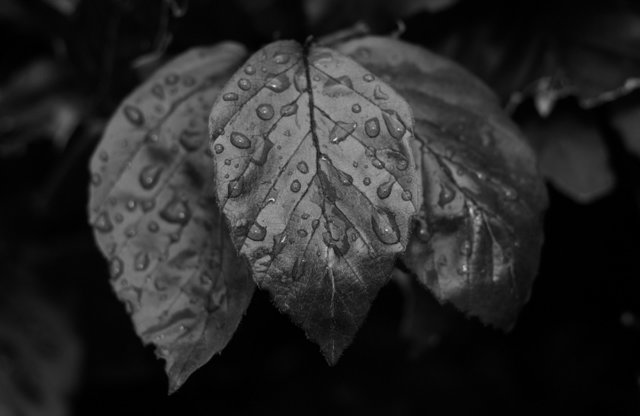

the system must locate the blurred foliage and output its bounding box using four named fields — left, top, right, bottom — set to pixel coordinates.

left=1, top=0, right=640, bottom=415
